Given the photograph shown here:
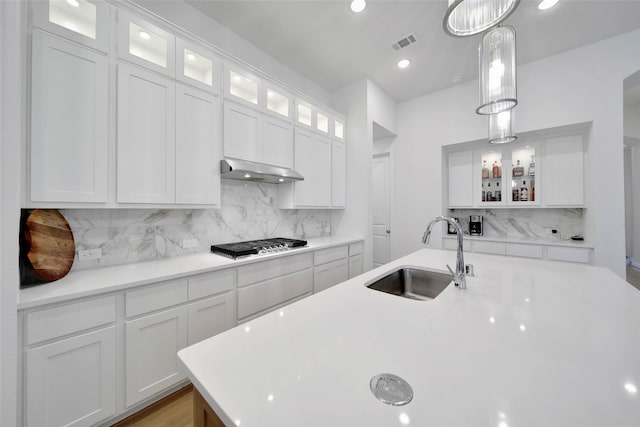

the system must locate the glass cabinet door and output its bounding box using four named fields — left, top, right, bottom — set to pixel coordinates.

left=296, top=101, right=314, bottom=128
left=479, top=150, right=505, bottom=206
left=334, top=119, right=345, bottom=140
left=316, top=111, right=330, bottom=135
left=509, top=144, right=538, bottom=205
left=264, top=85, right=292, bottom=121
left=224, top=63, right=261, bottom=107
left=32, top=0, right=111, bottom=53
left=176, top=39, right=220, bottom=94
